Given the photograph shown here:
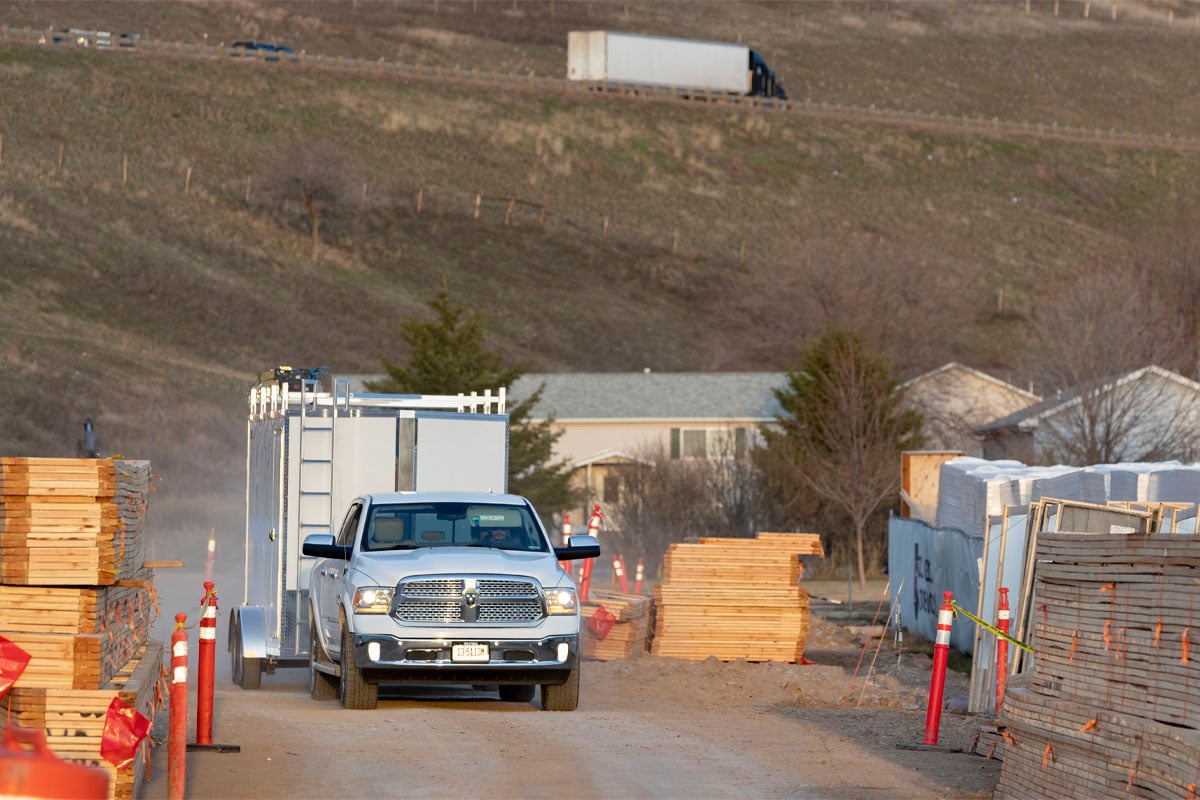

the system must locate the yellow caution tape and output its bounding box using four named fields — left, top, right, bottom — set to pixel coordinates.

left=949, top=599, right=1035, bottom=653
